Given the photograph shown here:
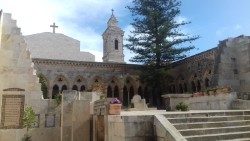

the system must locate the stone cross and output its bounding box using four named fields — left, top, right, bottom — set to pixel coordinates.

left=111, top=9, right=114, bottom=15
left=50, top=22, right=58, bottom=33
